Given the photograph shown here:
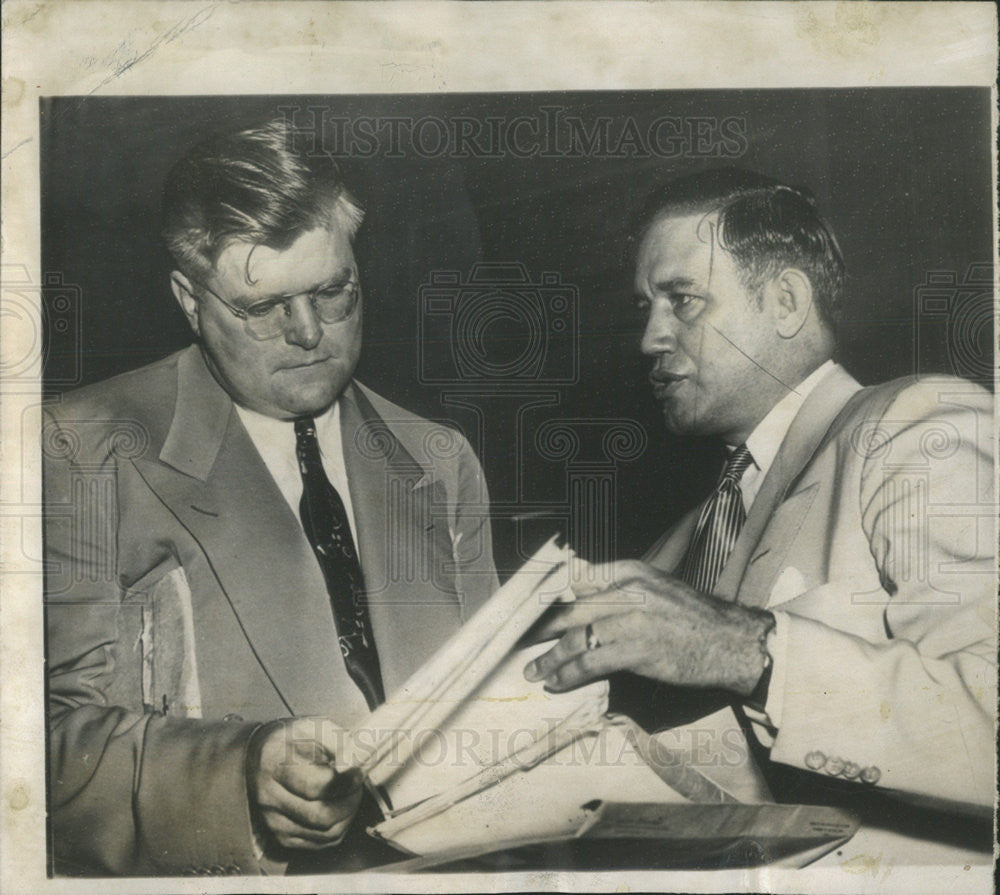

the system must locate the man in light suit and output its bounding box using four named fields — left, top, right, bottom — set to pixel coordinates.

left=527, top=169, right=995, bottom=858
left=44, top=119, right=496, bottom=875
